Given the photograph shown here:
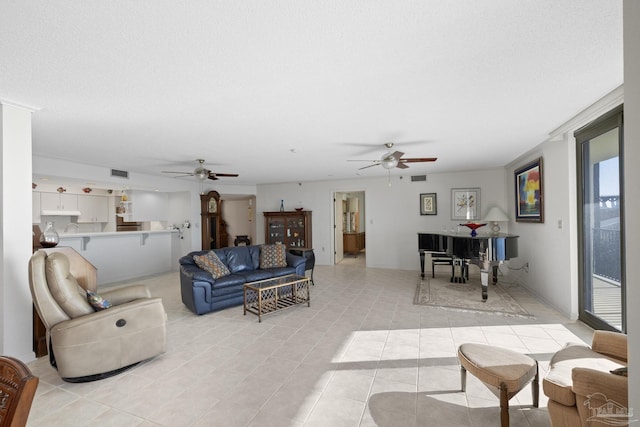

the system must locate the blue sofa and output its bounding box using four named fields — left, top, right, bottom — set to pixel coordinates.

left=179, top=245, right=307, bottom=315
